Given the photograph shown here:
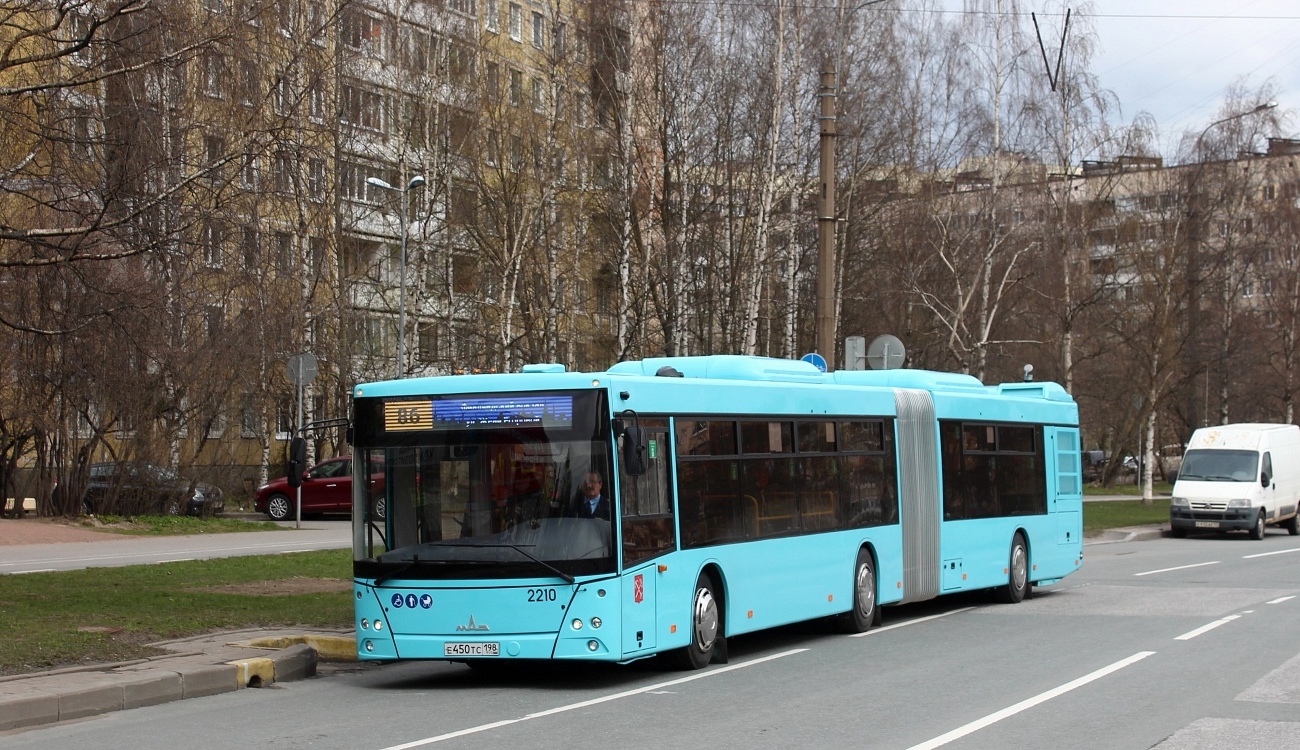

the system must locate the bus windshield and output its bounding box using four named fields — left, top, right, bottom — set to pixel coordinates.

left=1177, top=449, right=1259, bottom=482
left=353, top=390, right=614, bottom=580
